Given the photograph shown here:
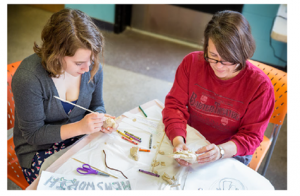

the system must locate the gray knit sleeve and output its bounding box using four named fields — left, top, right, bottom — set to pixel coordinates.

left=12, top=68, right=62, bottom=145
